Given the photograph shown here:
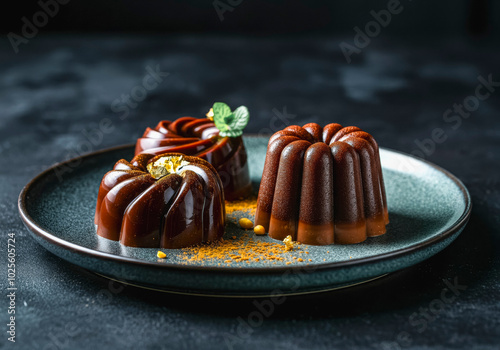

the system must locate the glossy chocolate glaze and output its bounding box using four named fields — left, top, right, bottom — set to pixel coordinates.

left=95, top=153, right=225, bottom=249
left=135, top=117, right=251, bottom=200
left=255, top=123, right=389, bottom=245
